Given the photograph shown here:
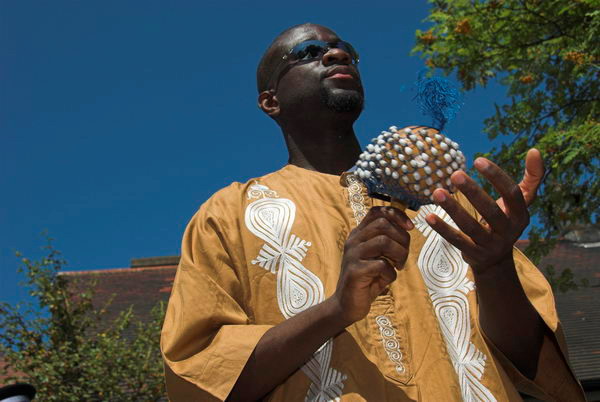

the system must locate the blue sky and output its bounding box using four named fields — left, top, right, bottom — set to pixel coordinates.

left=1, top=1, right=511, bottom=306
